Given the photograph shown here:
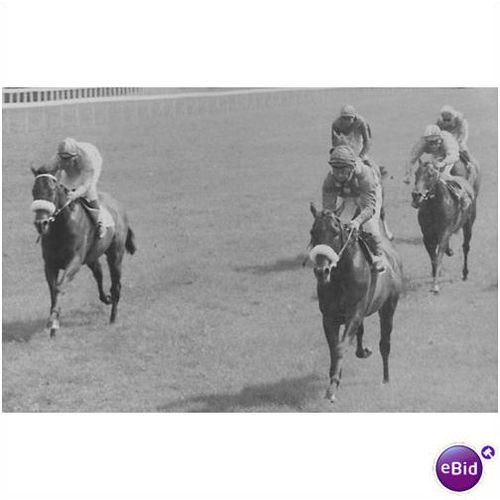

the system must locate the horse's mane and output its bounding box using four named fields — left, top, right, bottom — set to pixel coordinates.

left=33, top=163, right=58, bottom=176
